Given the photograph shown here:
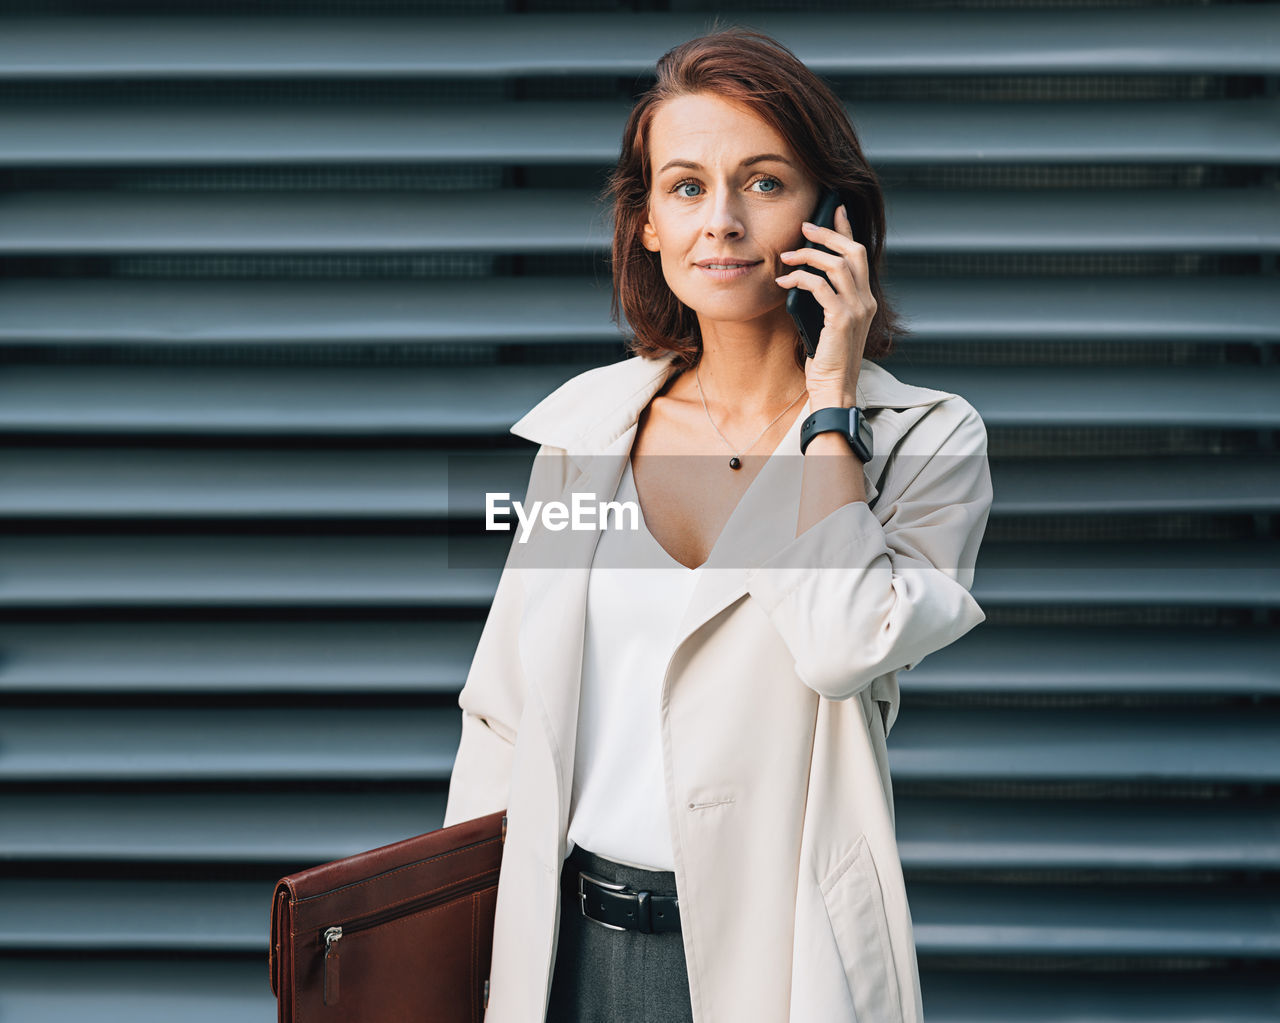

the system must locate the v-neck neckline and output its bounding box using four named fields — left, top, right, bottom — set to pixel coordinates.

left=622, top=460, right=704, bottom=573
left=624, top=402, right=808, bottom=572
